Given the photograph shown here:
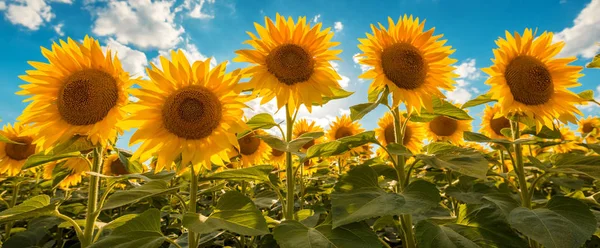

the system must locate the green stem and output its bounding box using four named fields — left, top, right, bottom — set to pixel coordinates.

left=267, top=182, right=287, bottom=218
left=285, top=104, right=295, bottom=220
left=4, top=182, right=21, bottom=241
left=166, top=238, right=183, bottom=248
left=510, top=119, right=530, bottom=209
left=82, top=147, right=103, bottom=247
left=499, top=150, right=506, bottom=174
left=189, top=165, right=199, bottom=248
left=299, top=163, right=305, bottom=210
left=529, top=172, right=549, bottom=203
left=391, top=108, right=416, bottom=248
left=54, top=210, right=85, bottom=243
